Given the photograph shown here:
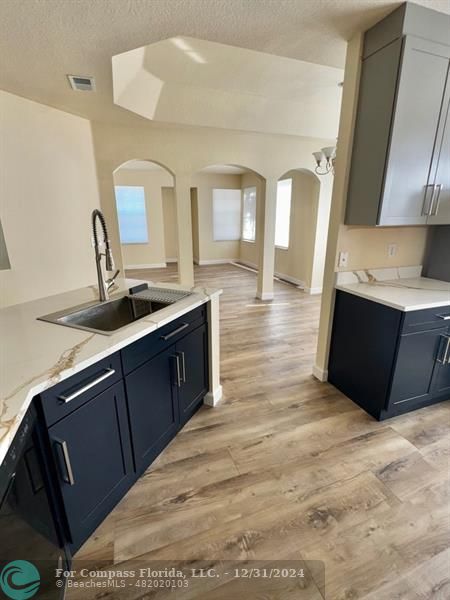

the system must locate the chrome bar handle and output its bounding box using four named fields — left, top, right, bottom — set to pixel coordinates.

left=422, top=184, right=436, bottom=216
left=161, top=322, right=189, bottom=341
left=436, top=314, right=450, bottom=321
left=173, top=355, right=182, bottom=387
left=430, top=184, right=443, bottom=216
left=178, top=351, right=186, bottom=383
left=437, top=335, right=450, bottom=365
left=54, top=440, right=75, bottom=485
left=57, top=368, right=115, bottom=403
